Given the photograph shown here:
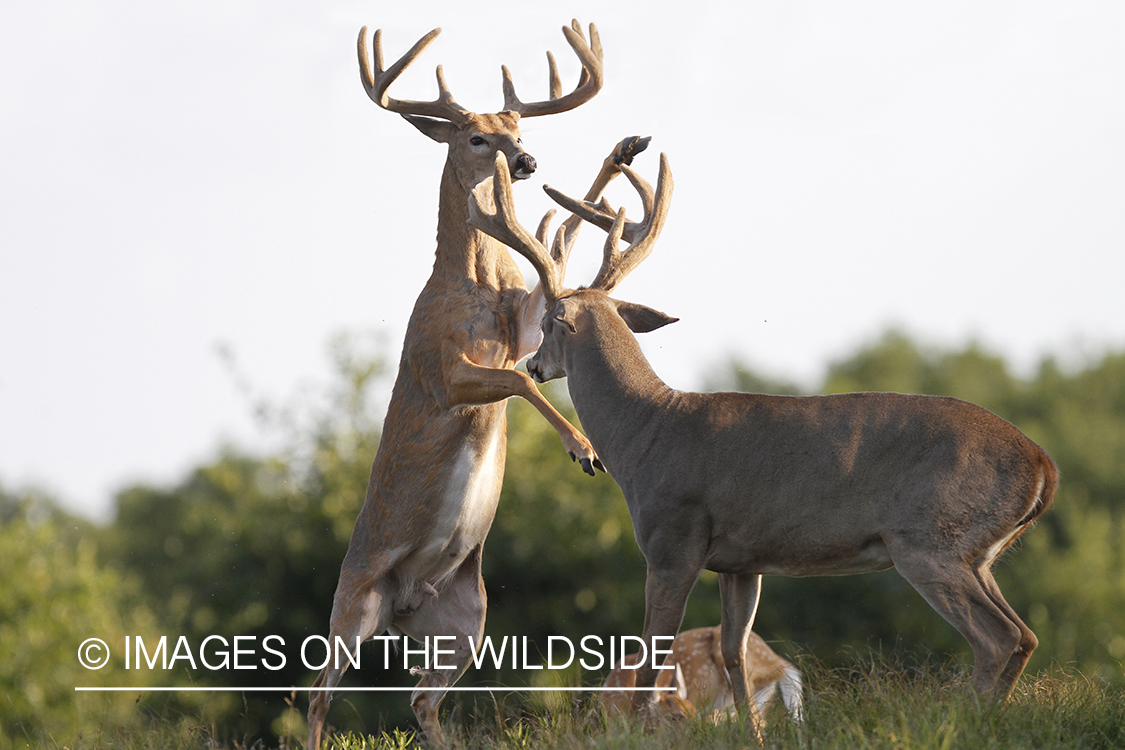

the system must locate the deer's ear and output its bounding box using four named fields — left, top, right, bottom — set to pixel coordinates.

left=554, top=307, right=577, bottom=334
left=403, top=114, right=457, bottom=143
left=672, top=663, right=689, bottom=700
left=615, top=301, right=678, bottom=334
left=550, top=298, right=578, bottom=334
